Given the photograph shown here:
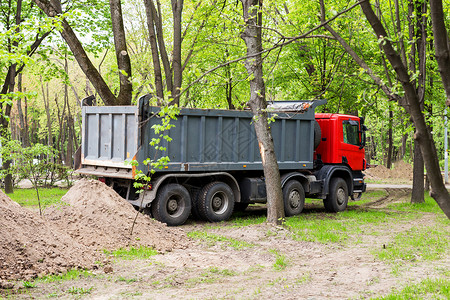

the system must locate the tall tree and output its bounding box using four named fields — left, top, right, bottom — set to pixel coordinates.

left=33, top=0, right=133, bottom=105
left=240, top=0, right=284, bottom=224
left=320, top=0, right=428, bottom=204
left=358, top=0, right=450, bottom=217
